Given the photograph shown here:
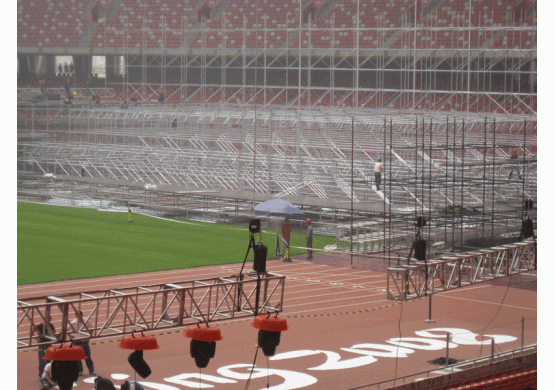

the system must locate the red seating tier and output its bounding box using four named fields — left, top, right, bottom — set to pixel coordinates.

left=18, top=0, right=535, bottom=51
left=18, top=0, right=90, bottom=47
